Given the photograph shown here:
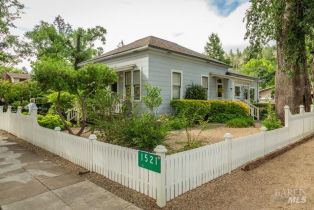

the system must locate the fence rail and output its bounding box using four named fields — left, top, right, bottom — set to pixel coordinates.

left=0, top=104, right=314, bottom=207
